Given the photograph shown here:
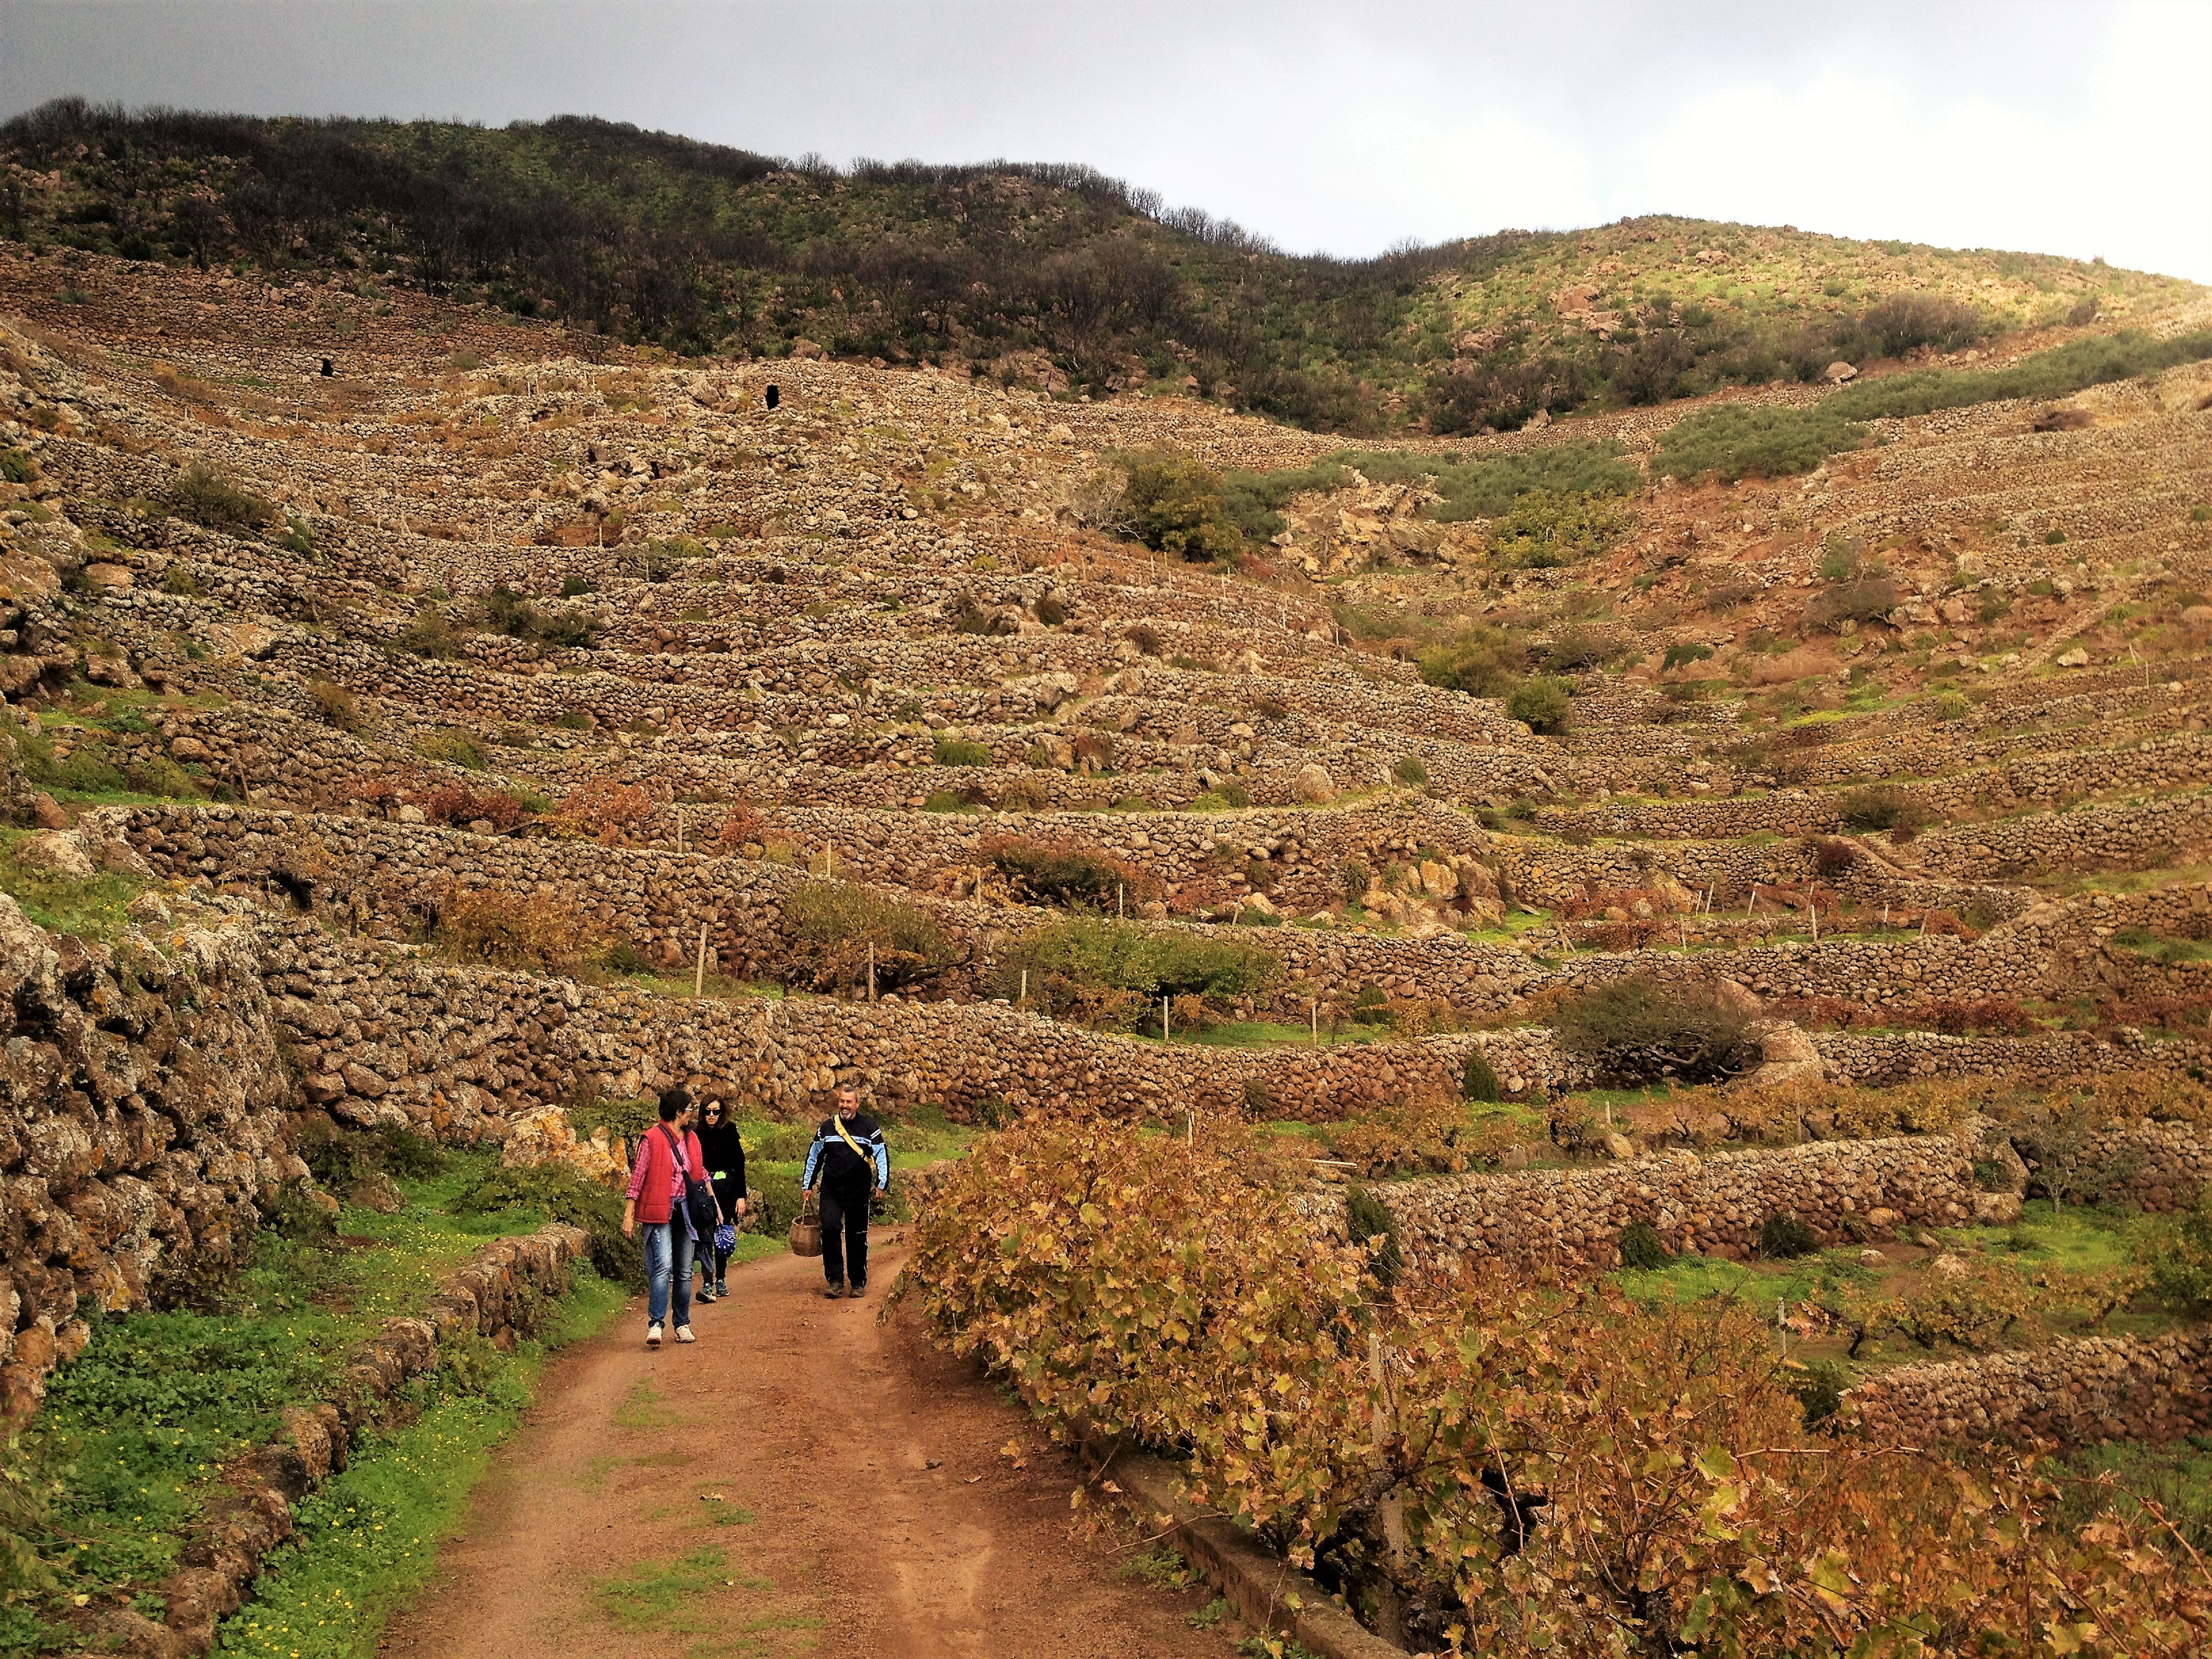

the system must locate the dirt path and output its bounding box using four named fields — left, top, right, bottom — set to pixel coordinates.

left=378, top=1241, right=1234, bottom=1659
